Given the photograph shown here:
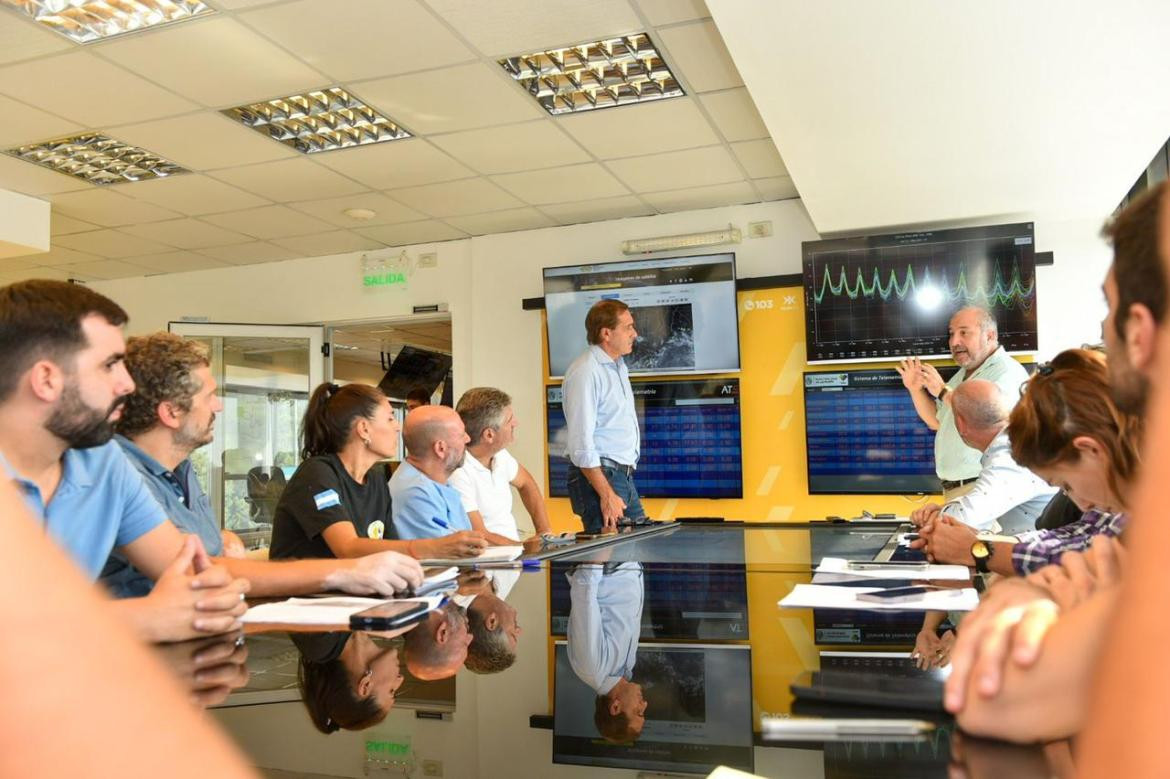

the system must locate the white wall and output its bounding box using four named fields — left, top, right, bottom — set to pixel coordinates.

left=93, top=197, right=1114, bottom=497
